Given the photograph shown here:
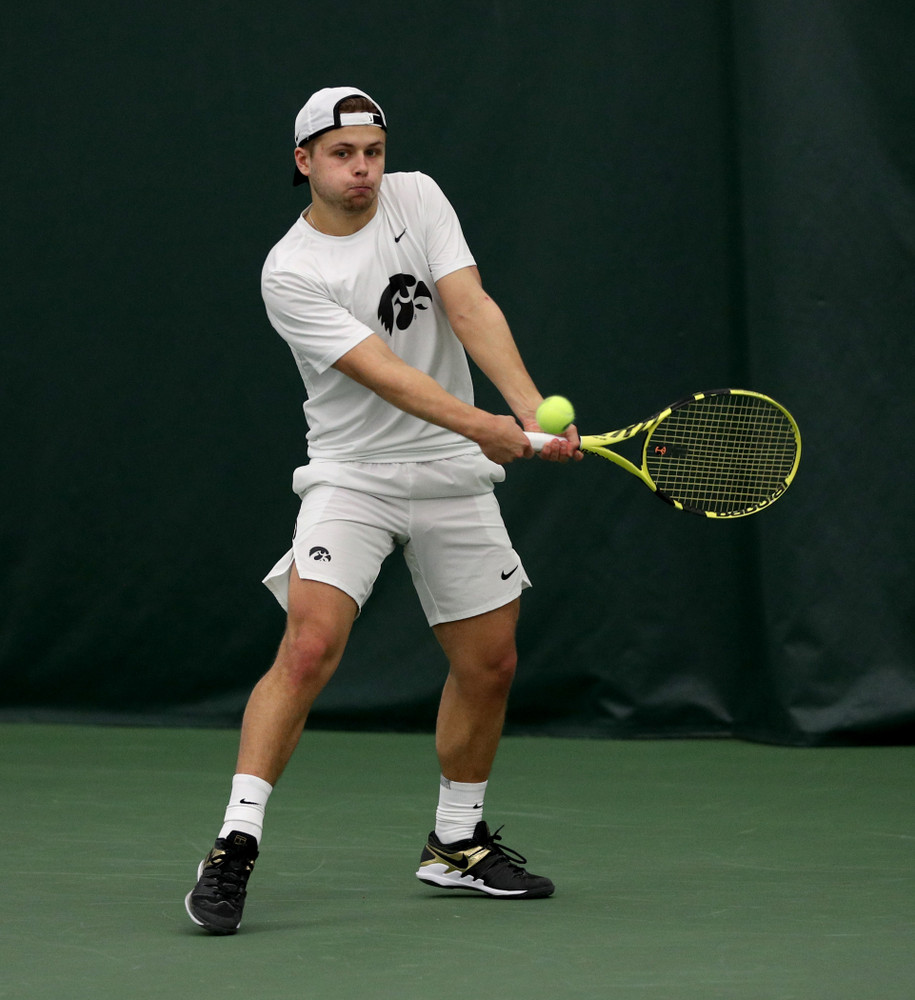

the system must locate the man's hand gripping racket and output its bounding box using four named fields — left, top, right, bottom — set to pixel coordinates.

left=527, top=388, right=802, bottom=519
